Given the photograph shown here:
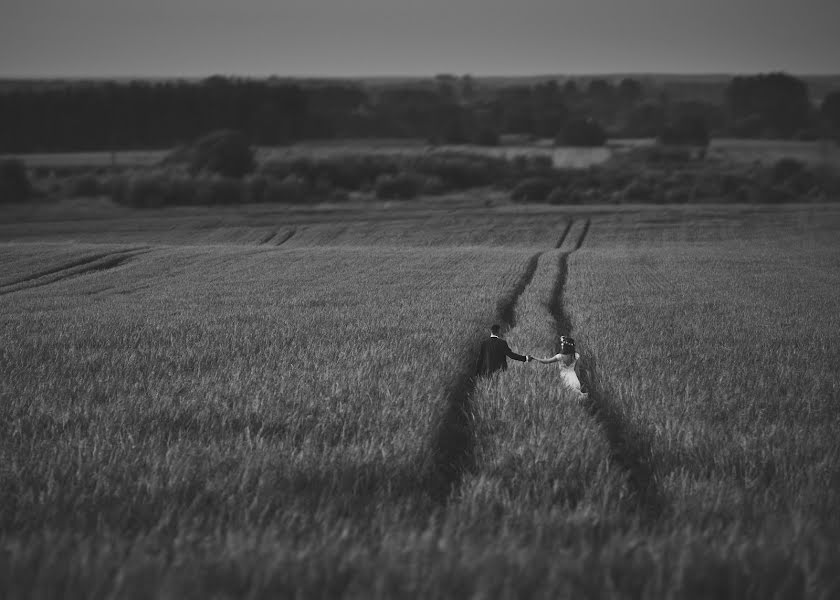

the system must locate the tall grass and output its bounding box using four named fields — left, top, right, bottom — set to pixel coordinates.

left=1, top=206, right=839, bottom=597
left=562, top=230, right=840, bottom=589
left=0, top=244, right=538, bottom=596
